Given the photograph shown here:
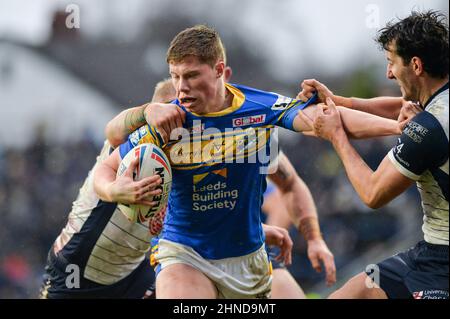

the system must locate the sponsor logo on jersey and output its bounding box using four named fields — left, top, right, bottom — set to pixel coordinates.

left=139, top=126, right=149, bottom=137
left=413, top=291, right=423, bottom=299
left=404, top=121, right=428, bottom=144
left=130, top=130, right=140, bottom=146
left=233, top=114, right=266, bottom=127
left=271, top=95, right=295, bottom=111
left=413, top=290, right=449, bottom=299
